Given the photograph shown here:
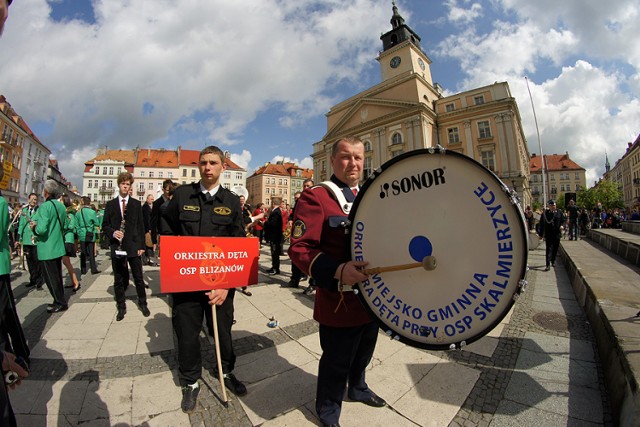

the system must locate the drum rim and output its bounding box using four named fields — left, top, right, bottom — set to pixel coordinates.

left=349, top=148, right=529, bottom=351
